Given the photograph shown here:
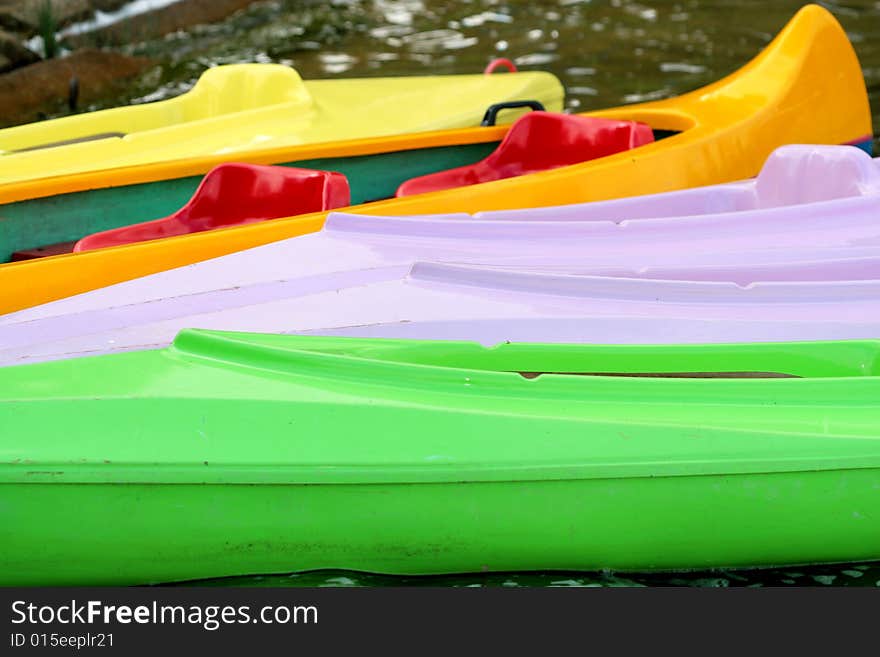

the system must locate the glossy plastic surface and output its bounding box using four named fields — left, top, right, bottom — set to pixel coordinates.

left=3, top=330, right=880, bottom=584
left=6, top=200, right=880, bottom=364
left=5, top=144, right=877, bottom=330
left=396, top=113, right=654, bottom=196
left=479, top=144, right=880, bottom=220
left=73, top=164, right=350, bottom=252
left=5, top=257, right=880, bottom=366
left=0, top=5, right=871, bottom=314
left=0, top=66, right=563, bottom=183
